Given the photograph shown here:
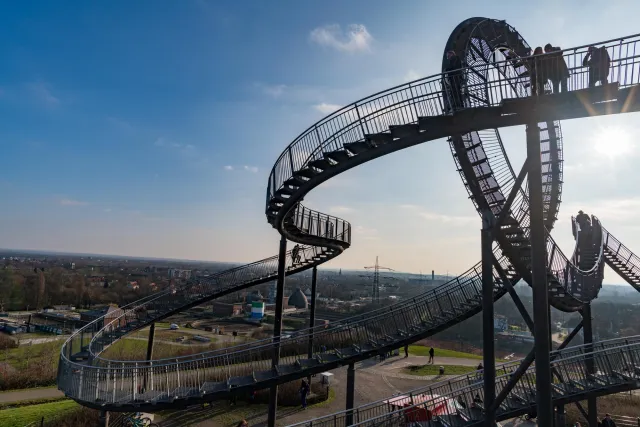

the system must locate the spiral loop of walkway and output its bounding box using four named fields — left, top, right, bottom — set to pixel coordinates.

left=56, top=19, right=640, bottom=413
